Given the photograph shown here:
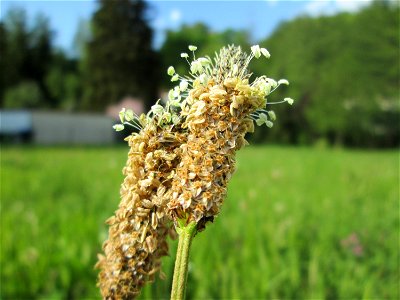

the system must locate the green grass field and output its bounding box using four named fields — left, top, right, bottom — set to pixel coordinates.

left=1, top=146, right=398, bottom=299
